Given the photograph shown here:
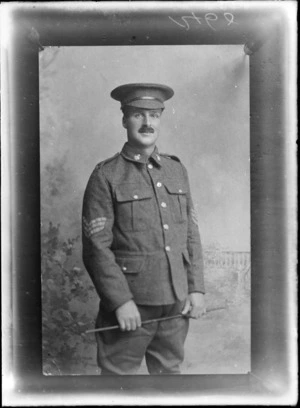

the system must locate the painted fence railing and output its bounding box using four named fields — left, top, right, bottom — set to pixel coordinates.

left=204, top=251, right=250, bottom=269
